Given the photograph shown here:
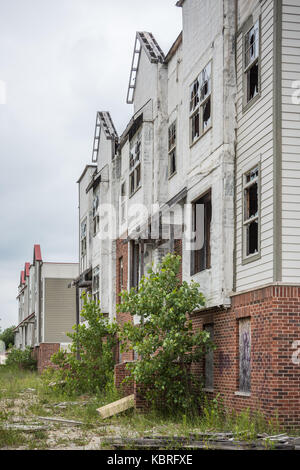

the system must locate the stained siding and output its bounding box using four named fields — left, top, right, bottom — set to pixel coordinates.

left=281, top=0, right=300, bottom=283
left=44, top=278, right=76, bottom=343
left=235, top=0, right=274, bottom=291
